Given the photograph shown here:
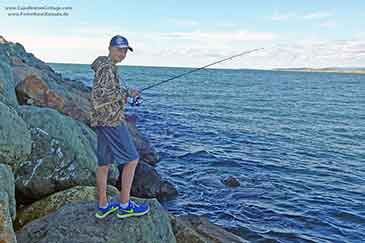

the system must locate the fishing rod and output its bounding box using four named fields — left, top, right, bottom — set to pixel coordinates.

left=128, top=47, right=264, bottom=106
